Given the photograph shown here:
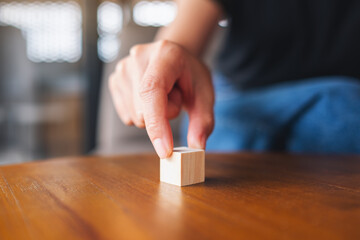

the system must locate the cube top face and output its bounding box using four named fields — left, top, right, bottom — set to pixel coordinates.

left=173, top=147, right=203, bottom=153
left=160, top=147, right=205, bottom=187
